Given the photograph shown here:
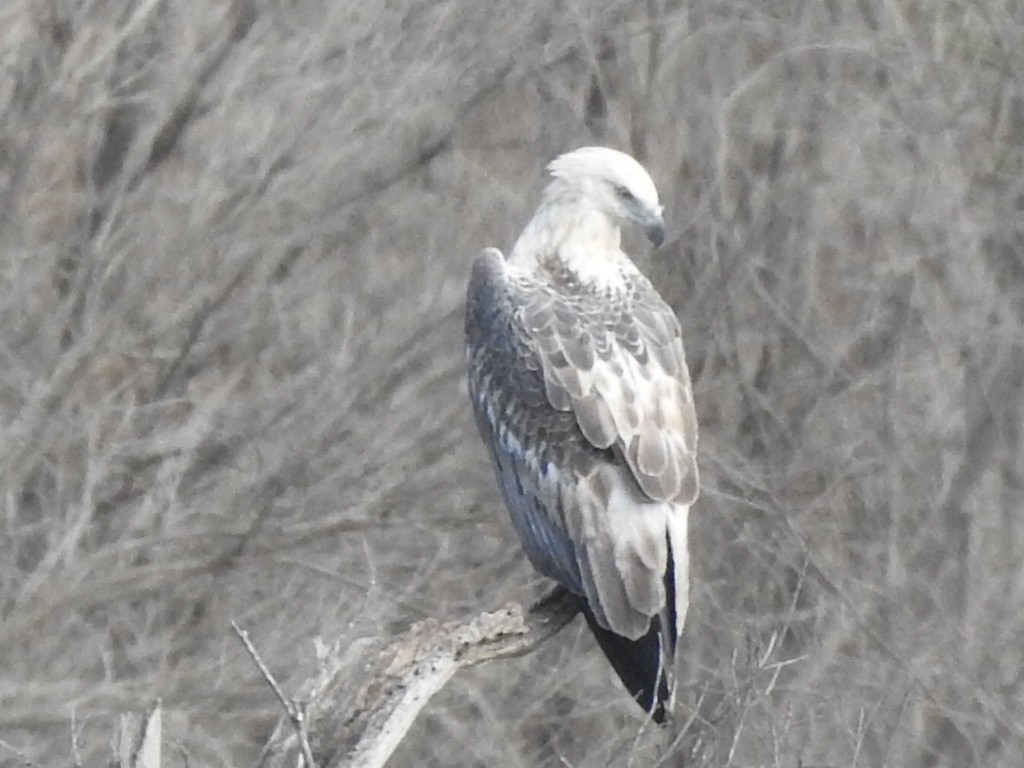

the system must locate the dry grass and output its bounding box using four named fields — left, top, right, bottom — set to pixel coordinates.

left=1, top=0, right=1022, bottom=765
